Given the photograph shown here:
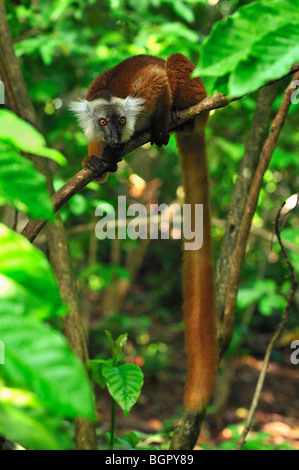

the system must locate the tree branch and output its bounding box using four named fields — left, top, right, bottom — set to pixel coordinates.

left=21, top=61, right=299, bottom=243
left=215, top=84, right=280, bottom=338
left=220, top=71, right=299, bottom=355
